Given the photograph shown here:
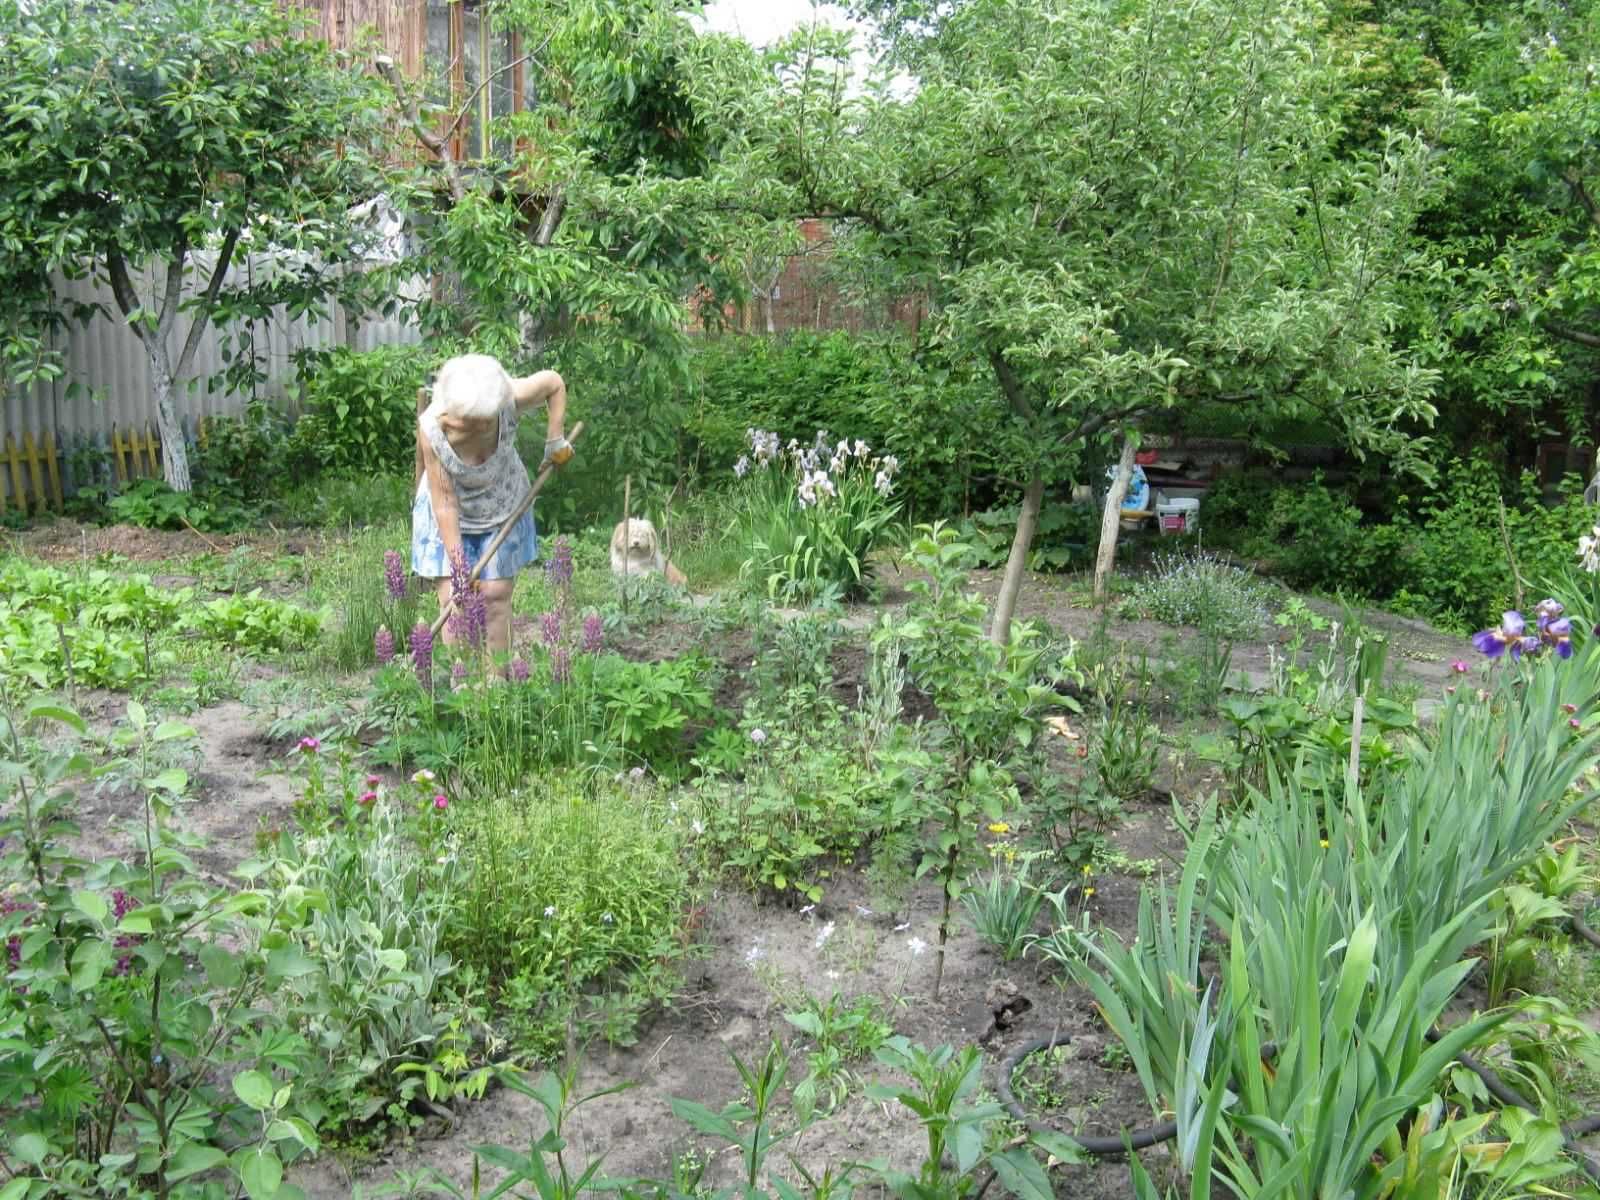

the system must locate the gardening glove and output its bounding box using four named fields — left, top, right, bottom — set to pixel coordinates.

left=542, top=435, right=574, bottom=469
